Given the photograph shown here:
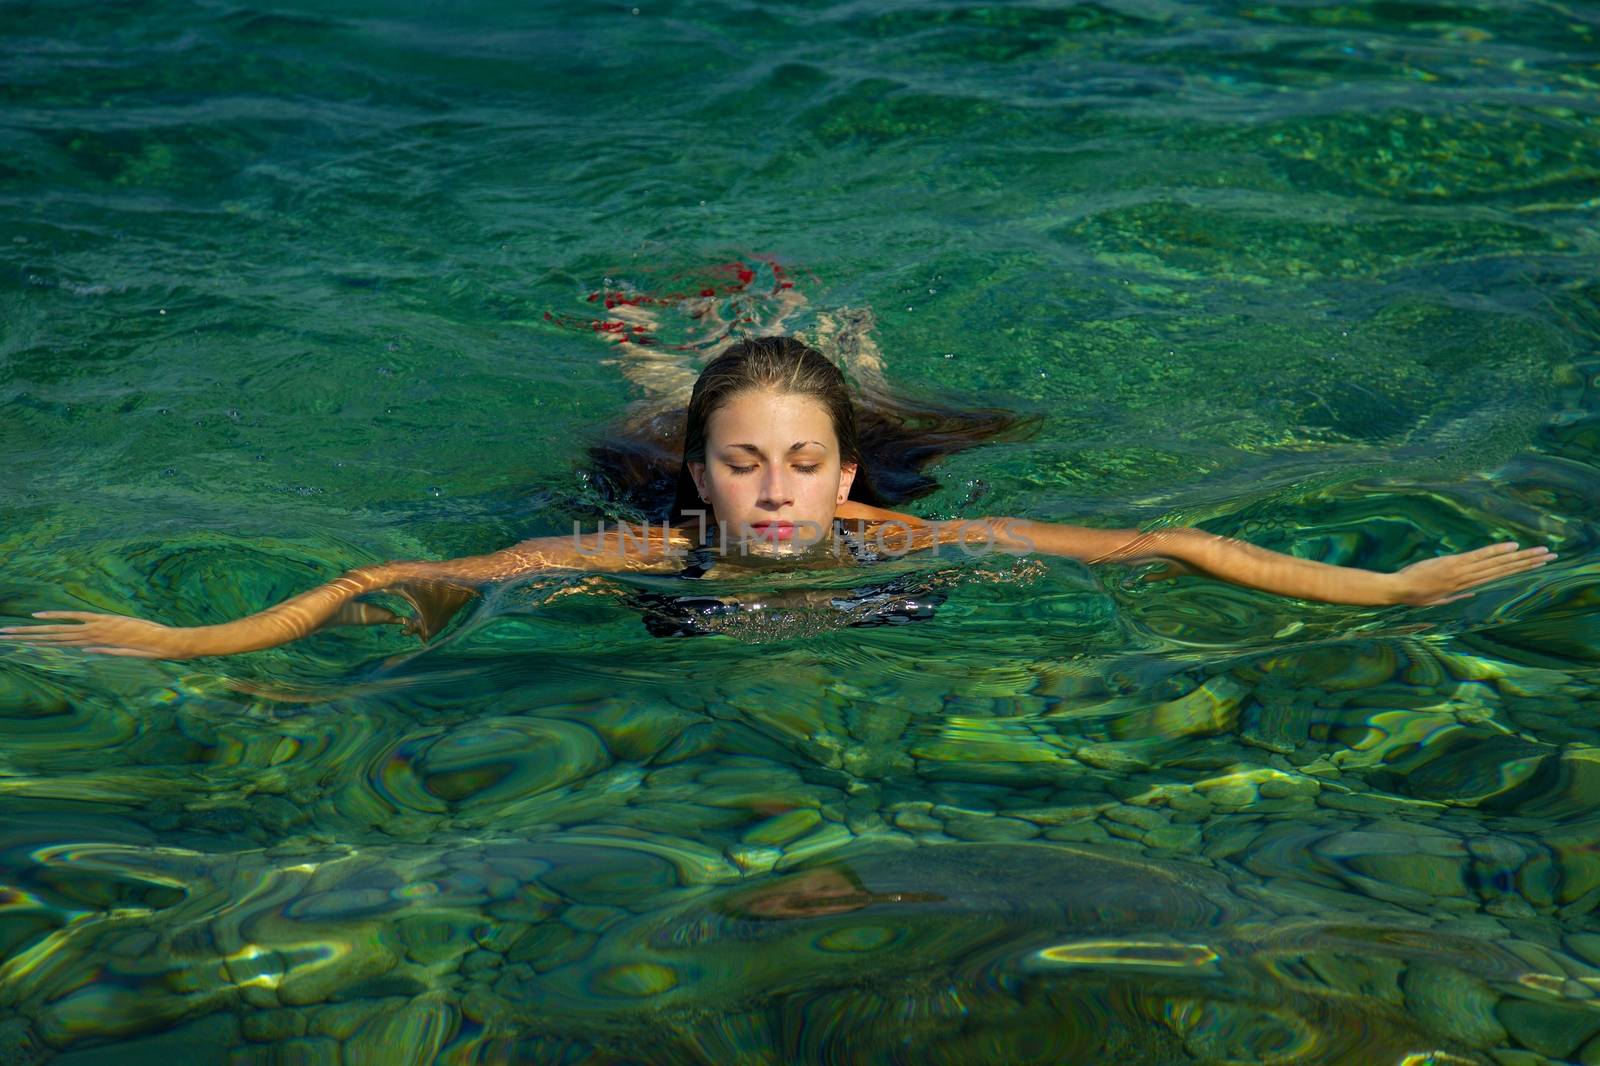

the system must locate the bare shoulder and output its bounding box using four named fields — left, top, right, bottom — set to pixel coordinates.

left=557, top=520, right=697, bottom=573
left=835, top=500, right=930, bottom=527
